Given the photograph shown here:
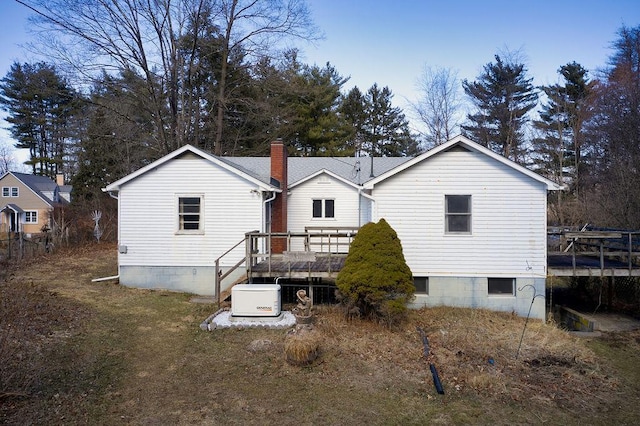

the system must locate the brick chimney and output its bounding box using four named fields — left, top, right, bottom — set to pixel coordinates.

left=56, top=173, right=64, bottom=186
left=270, top=140, right=288, bottom=253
